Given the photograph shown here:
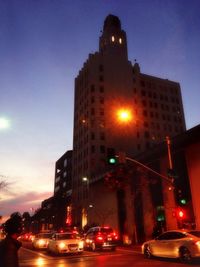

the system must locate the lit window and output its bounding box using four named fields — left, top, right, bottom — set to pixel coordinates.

left=119, top=38, right=122, bottom=44
left=111, top=36, right=115, bottom=42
